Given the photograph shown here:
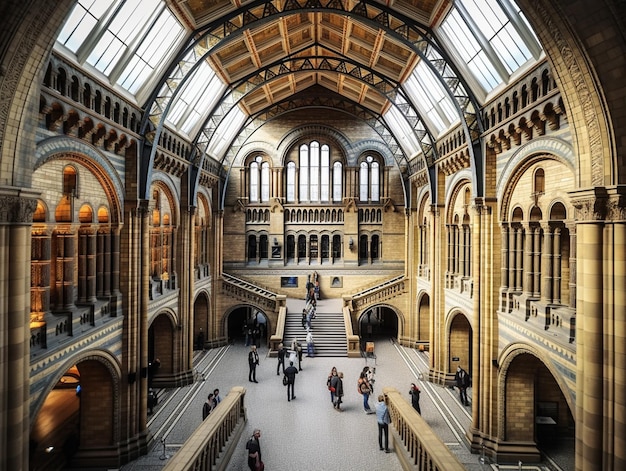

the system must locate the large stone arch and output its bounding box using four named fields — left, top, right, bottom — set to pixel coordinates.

left=519, top=0, right=623, bottom=187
